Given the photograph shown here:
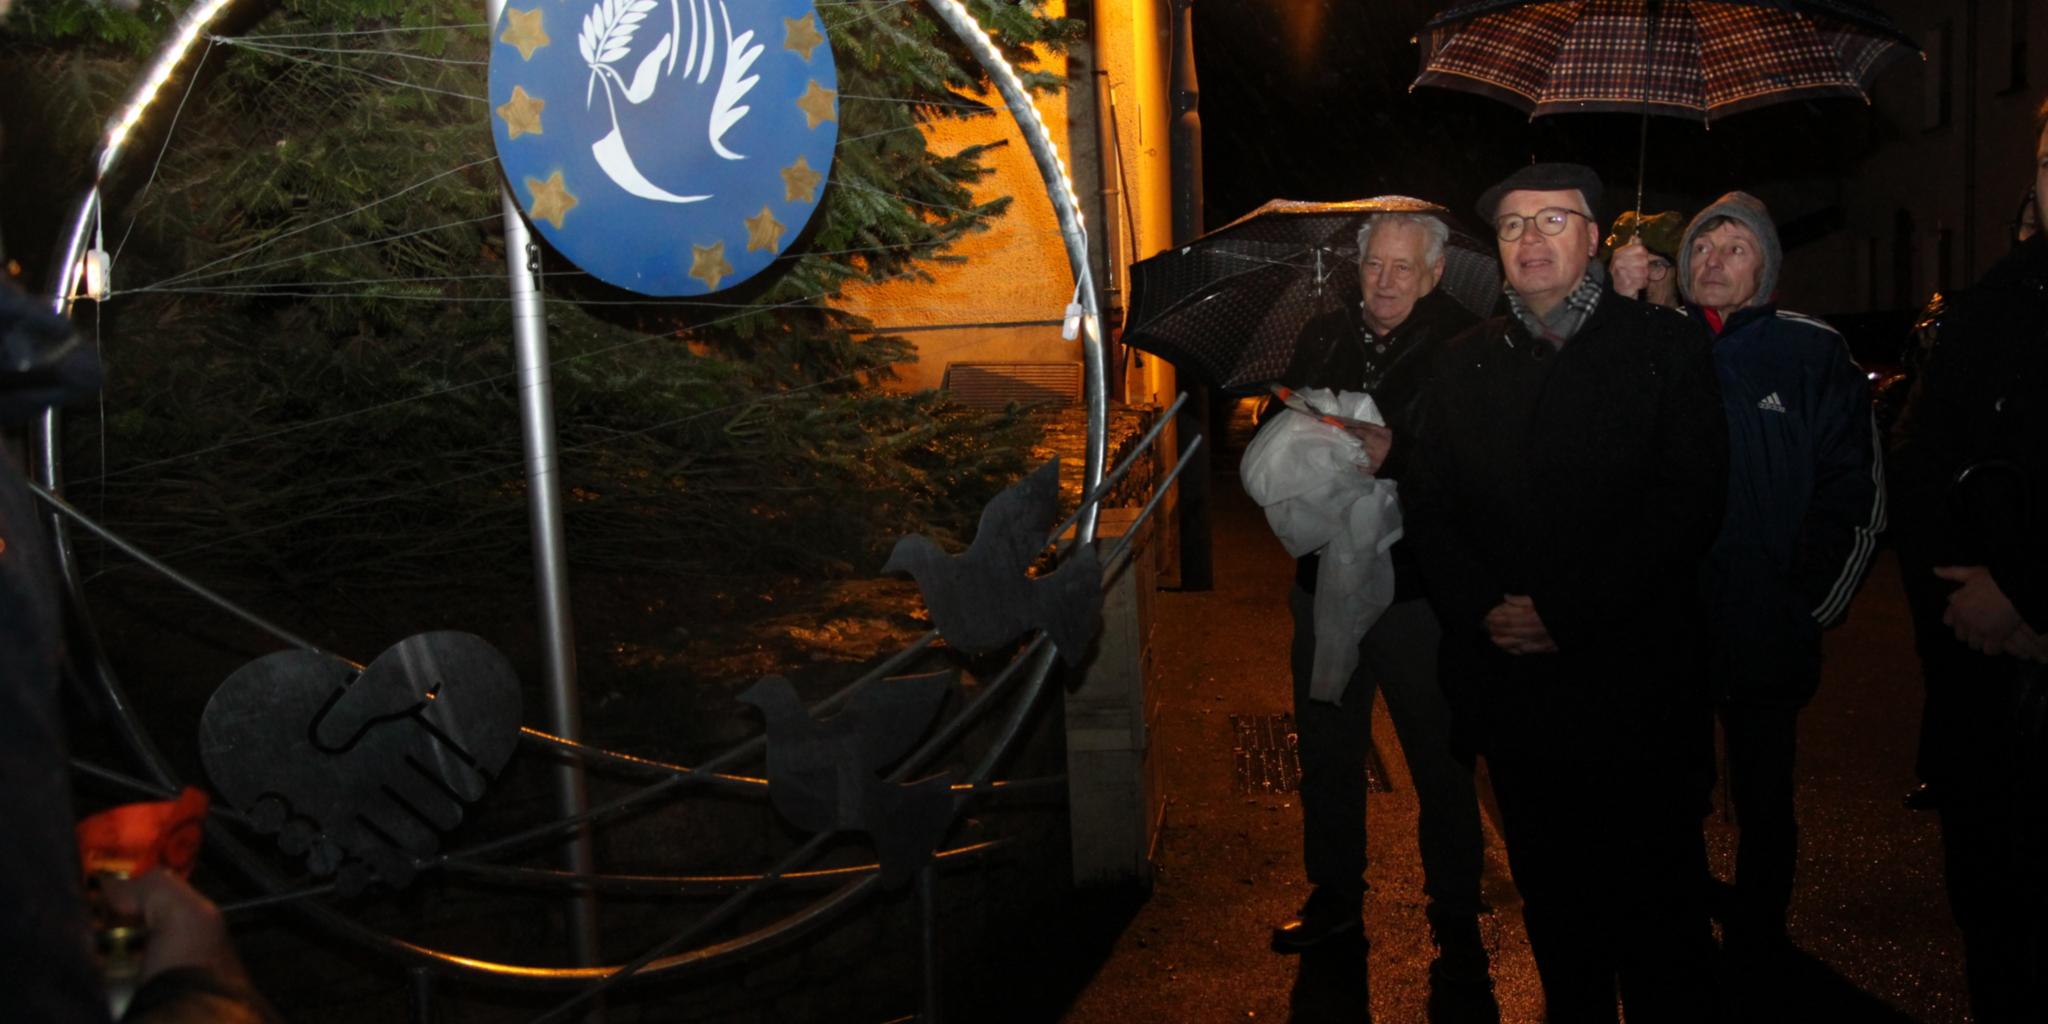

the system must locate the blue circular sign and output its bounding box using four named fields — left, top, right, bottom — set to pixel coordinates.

left=488, top=0, right=839, bottom=295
